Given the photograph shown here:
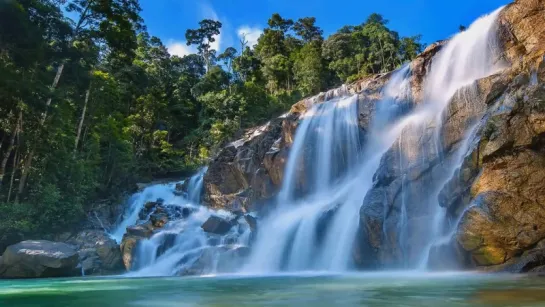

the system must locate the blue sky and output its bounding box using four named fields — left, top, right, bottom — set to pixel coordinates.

left=139, top=0, right=510, bottom=57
